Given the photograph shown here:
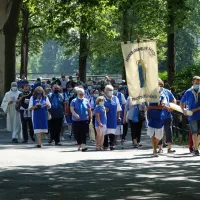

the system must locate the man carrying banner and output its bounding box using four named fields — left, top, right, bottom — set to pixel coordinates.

left=146, top=79, right=170, bottom=157
left=180, top=76, right=200, bottom=156
left=121, top=40, right=169, bottom=156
